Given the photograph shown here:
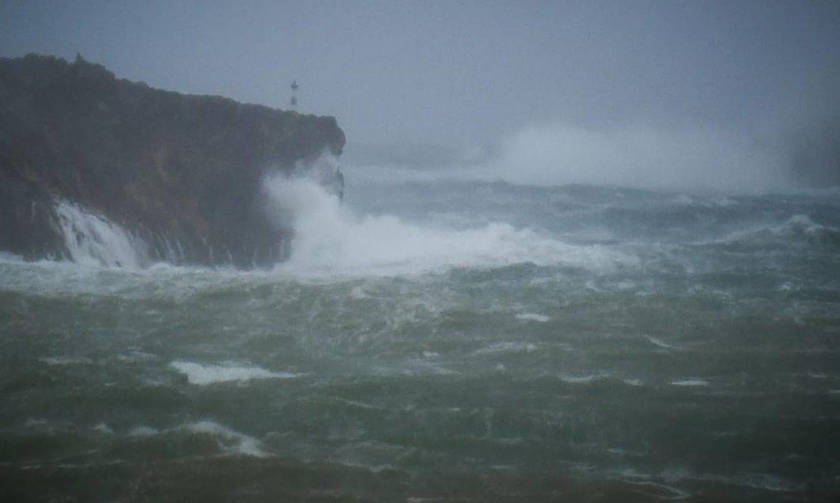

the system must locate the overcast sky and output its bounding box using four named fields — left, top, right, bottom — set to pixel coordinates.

left=2, top=0, right=839, bottom=174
